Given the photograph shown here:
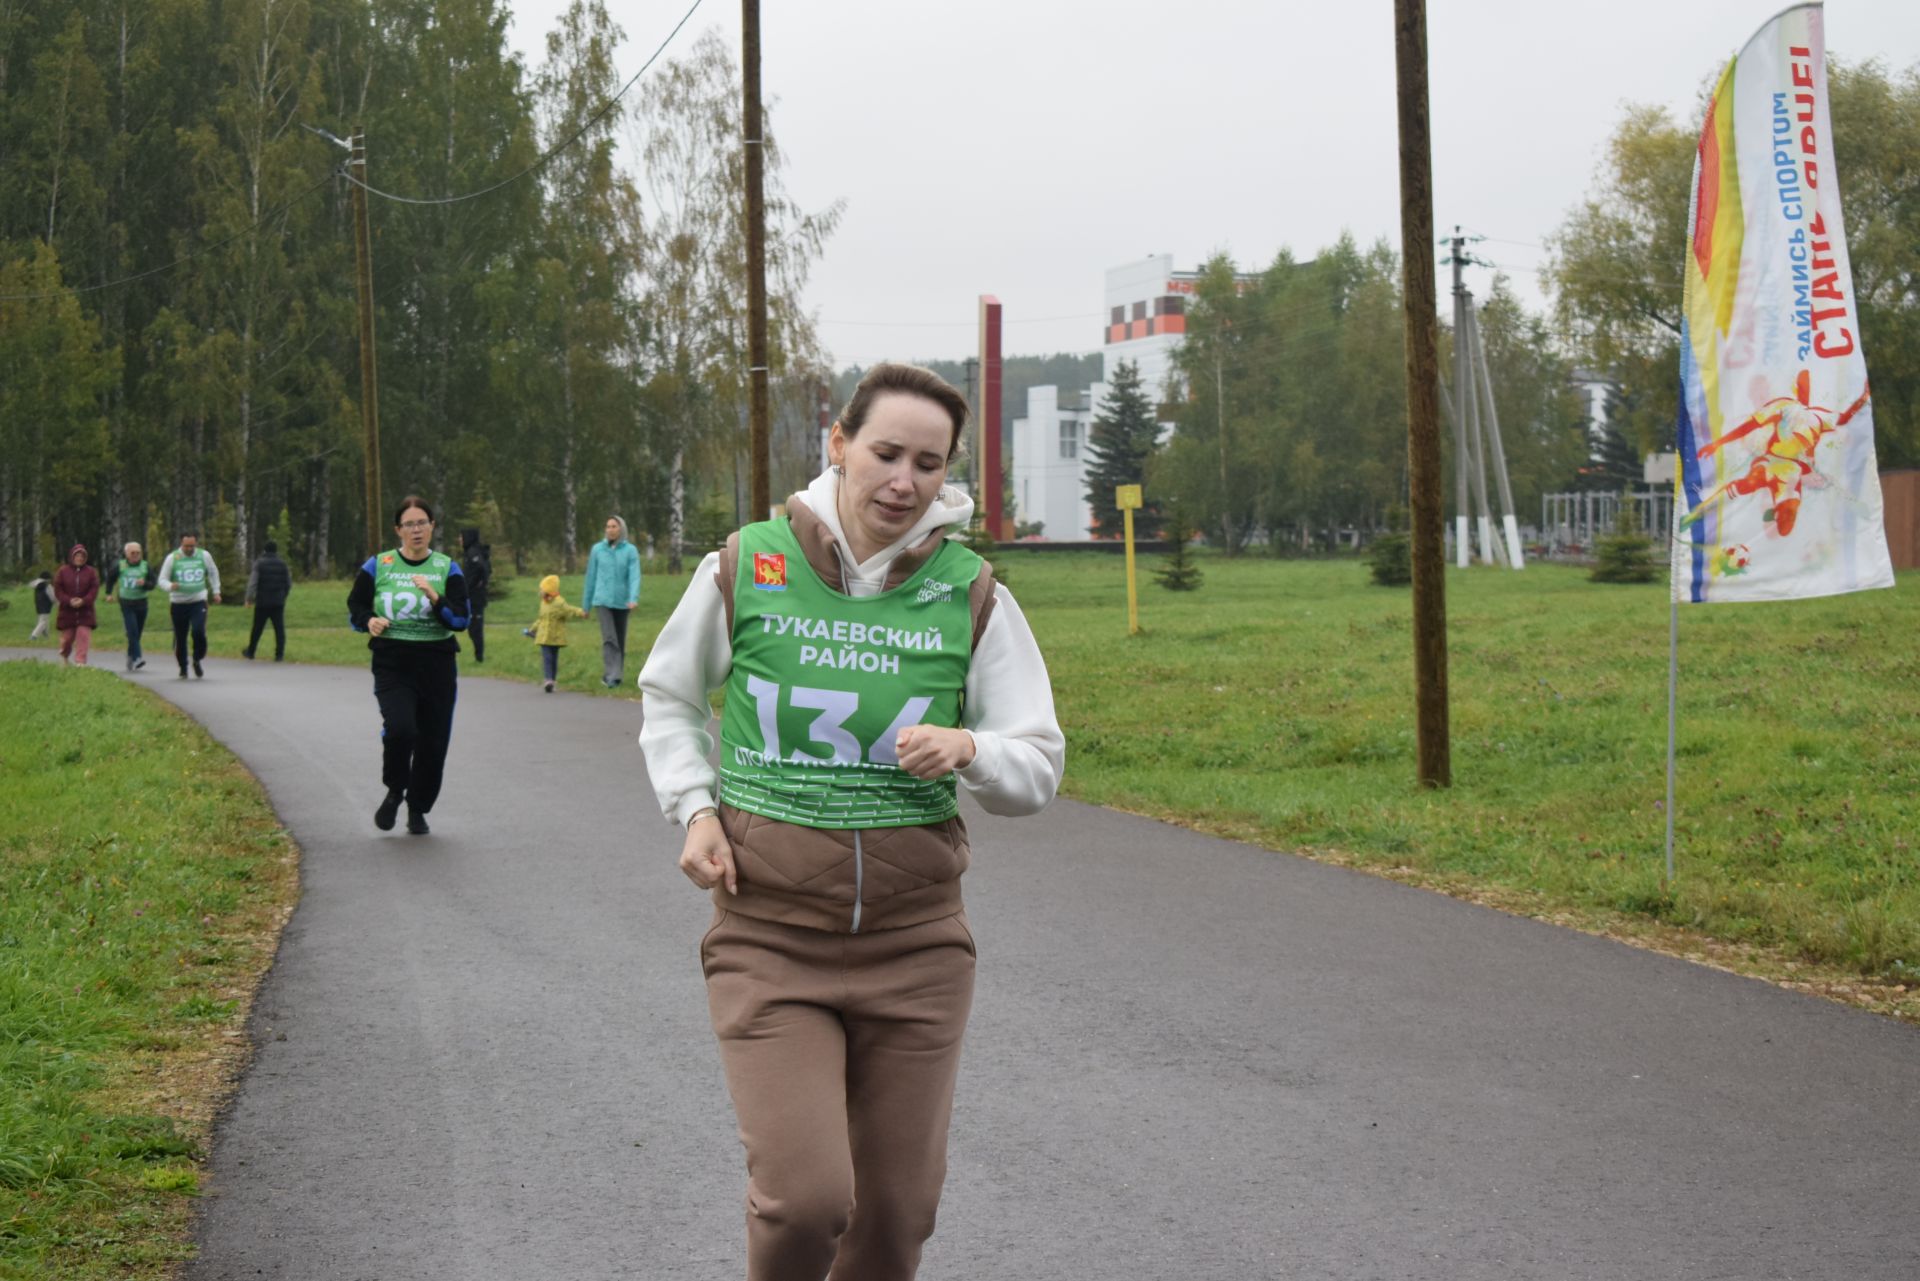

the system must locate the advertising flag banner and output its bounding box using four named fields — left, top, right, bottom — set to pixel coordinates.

left=1673, top=2, right=1894, bottom=603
